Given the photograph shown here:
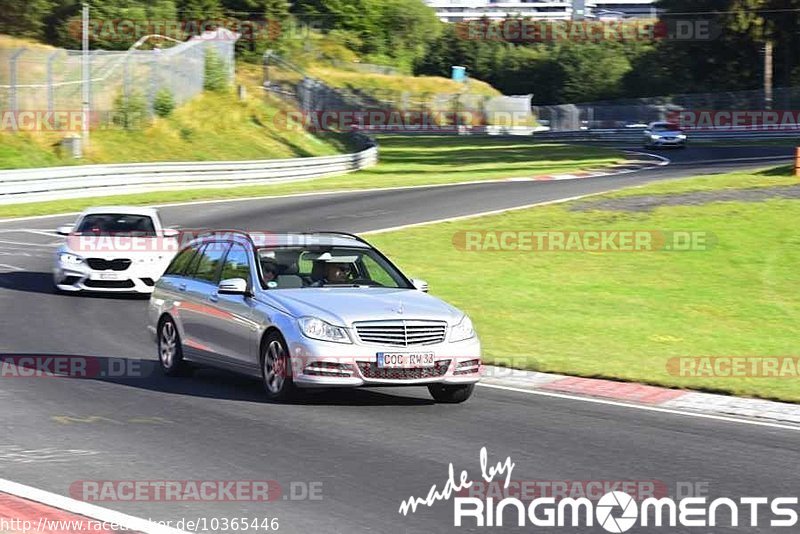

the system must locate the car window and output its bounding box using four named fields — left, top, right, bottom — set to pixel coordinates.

left=220, top=244, right=251, bottom=282
left=256, top=246, right=411, bottom=289
left=361, top=255, right=401, bottom=288
left=75, top=214, right=156, bottom=236
left=164, top=245, right=199, bottom=276
left=192, top=242, right=230, bottom=283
